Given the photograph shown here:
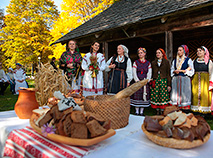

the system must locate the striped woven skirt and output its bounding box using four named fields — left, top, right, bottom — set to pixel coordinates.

left=170, top=76, right=191, bottom=109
